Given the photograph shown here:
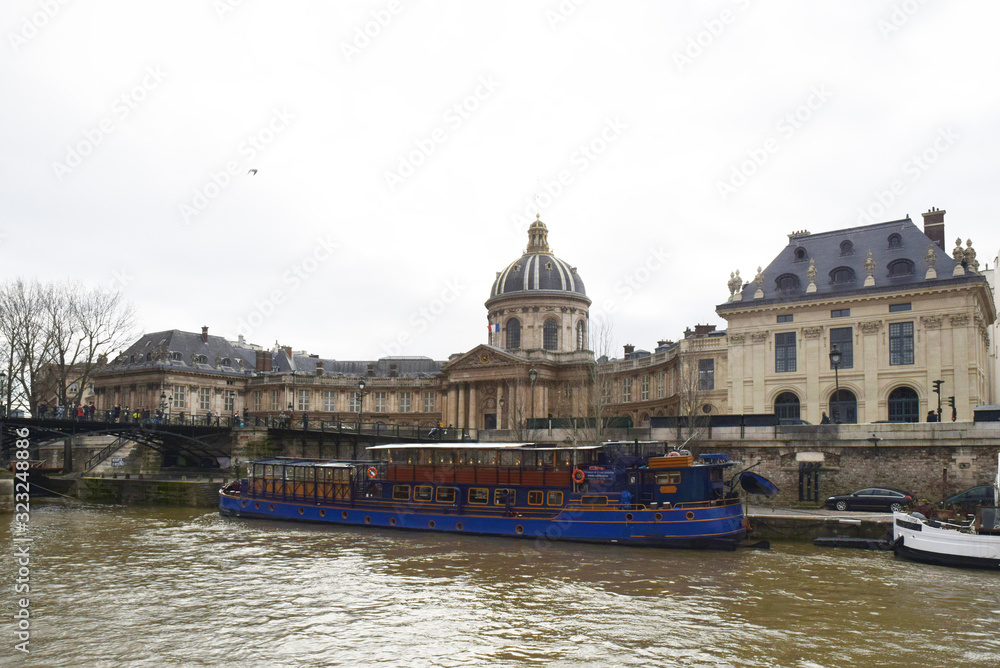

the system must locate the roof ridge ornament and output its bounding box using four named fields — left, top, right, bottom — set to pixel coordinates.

left=727, top=269, right=743, bottom=302
left=806, top=258, right=818, bottom=293
left=952, top=238, right=966, bottom=276
left=864, top=250, right=876, bottom=287
left=753, top=266, right=765, bottom=299
left=924, top=244, right=938, bottom=280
